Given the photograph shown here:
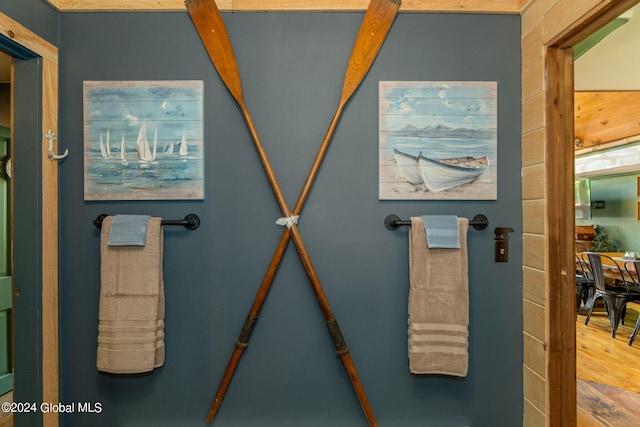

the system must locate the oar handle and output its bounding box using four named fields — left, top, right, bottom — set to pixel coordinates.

left=206, top=346, right=243, bottom=423
left=293, top=104, right=345, bottom=215
left=239, top=108, right=292, bottom=219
